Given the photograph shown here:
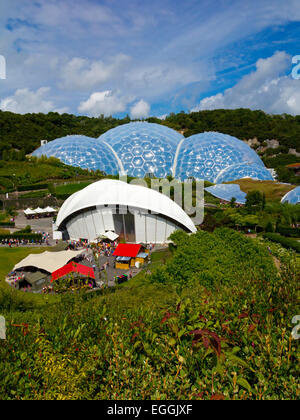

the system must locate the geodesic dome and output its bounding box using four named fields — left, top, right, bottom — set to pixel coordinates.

left=32, top=125, right=273, bottom=183
left=215, top=163, right=274, bottom=184
left=281, top=186, right=300, bottom=204
left=32, top=135, right=120, bottom=174
left=173, top=132, right=272, bottom=183
left=98, top=122, right=183, bottom=178
left=205, top=183, right=247, bottom=204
